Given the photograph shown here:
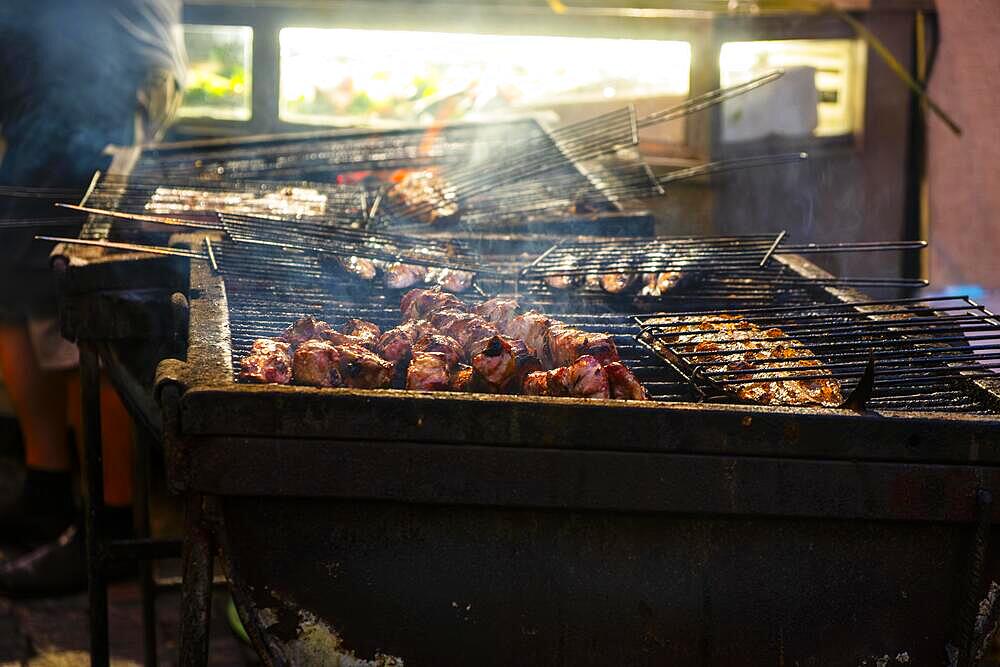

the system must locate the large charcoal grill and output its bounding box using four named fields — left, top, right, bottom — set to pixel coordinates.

left=147, top=231, right=1000, bottom=665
